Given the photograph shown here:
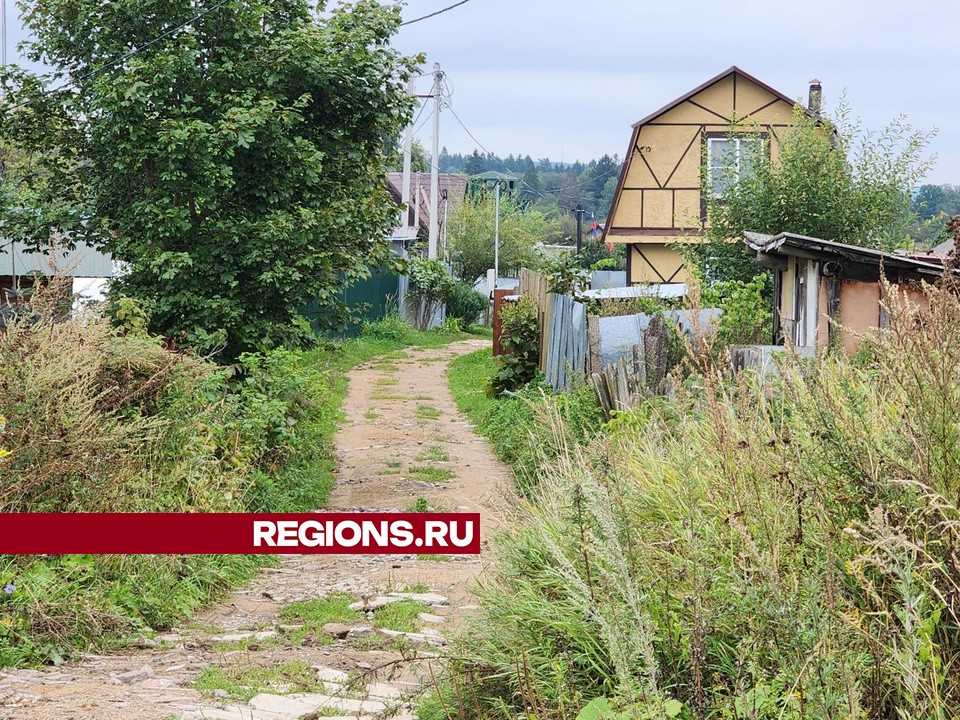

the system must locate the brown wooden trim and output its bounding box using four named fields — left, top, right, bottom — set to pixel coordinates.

left=686, top=99, right=732, bottom=124
left=634, top=246, right=668, bottom=283
left=638, top=149, right=663, bottom=189
left=732, top=72, right=737, bottom=113
left=662, top=127, right=703, bottom=188
left=623, top=186, right=701, bottom=191
left=600, top=125, right=640, bottom=246
left=640, top=189, right=644, bottom=226
left=626, top=237, right=633, bottom=284
left=666, top=264, right=685, bottom=283
left=671, top=191, right=676, bottom=229
left=740, top=97, right=782, bottom=122
left=631, top=66, right=810, bottom=128
left=609, top=227, right=703, bottom=236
